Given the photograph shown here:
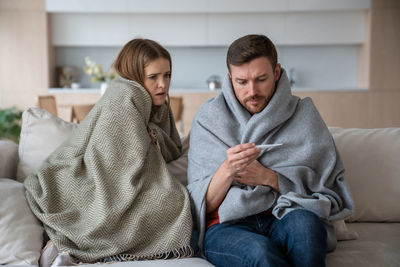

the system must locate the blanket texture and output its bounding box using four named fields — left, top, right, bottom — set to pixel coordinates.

left=24, top=76, right=193, bottom=262
left=187, top=69, right=354, bottom=251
